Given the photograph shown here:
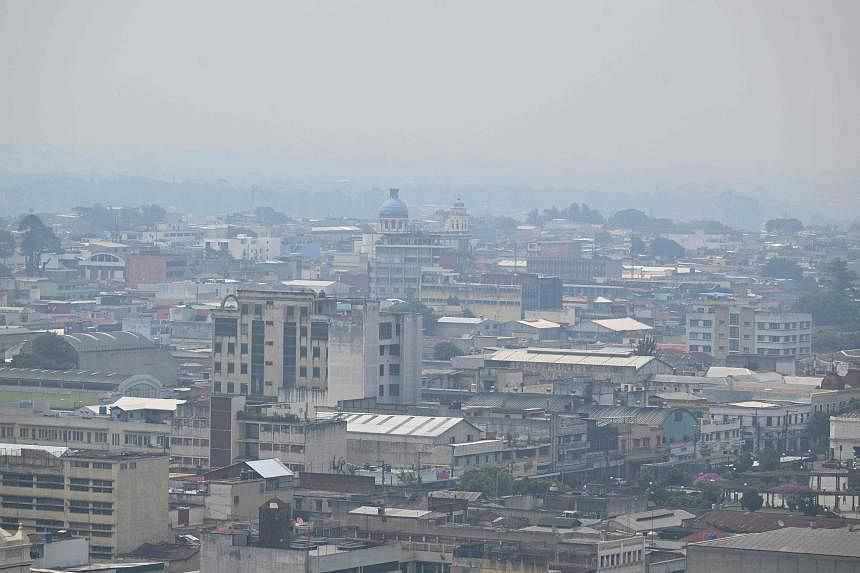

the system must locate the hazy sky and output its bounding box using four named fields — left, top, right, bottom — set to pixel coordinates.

left=1, top=0, right=858, bottom=179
